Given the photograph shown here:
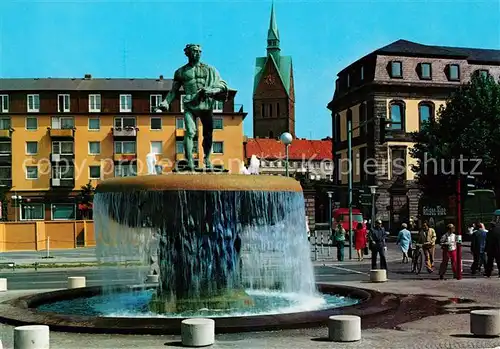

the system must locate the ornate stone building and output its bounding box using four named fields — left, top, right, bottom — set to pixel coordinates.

left=327, top=39, right=500, bottom=232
